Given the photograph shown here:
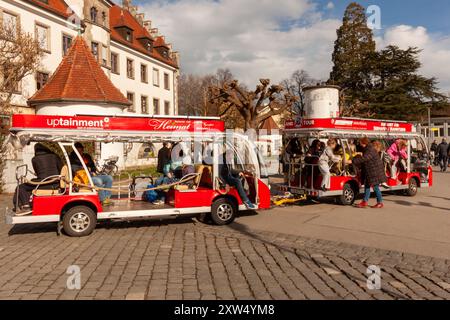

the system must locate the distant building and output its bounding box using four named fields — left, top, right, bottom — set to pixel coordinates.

left=418, top=117, right=450, bottom=143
